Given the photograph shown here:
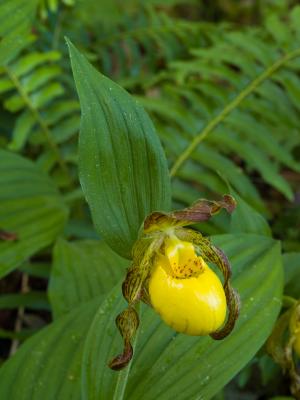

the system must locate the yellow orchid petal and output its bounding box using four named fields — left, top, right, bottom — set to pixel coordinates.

left=149, top=237, right=226, bottom=335
left=165, top=235, right=202, bottom=278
